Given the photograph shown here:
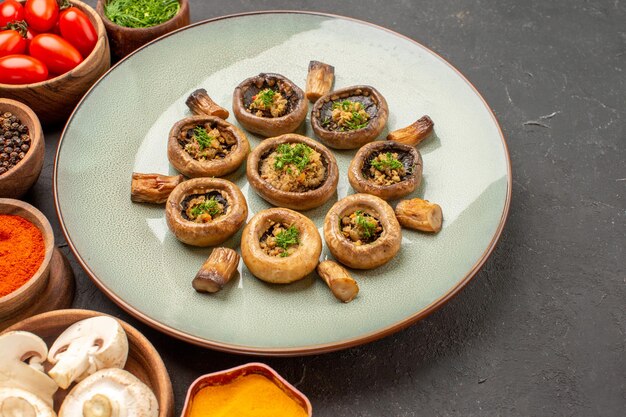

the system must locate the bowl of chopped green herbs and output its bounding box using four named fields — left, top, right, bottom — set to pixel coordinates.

left=96, top=0, right=189, bottom=60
